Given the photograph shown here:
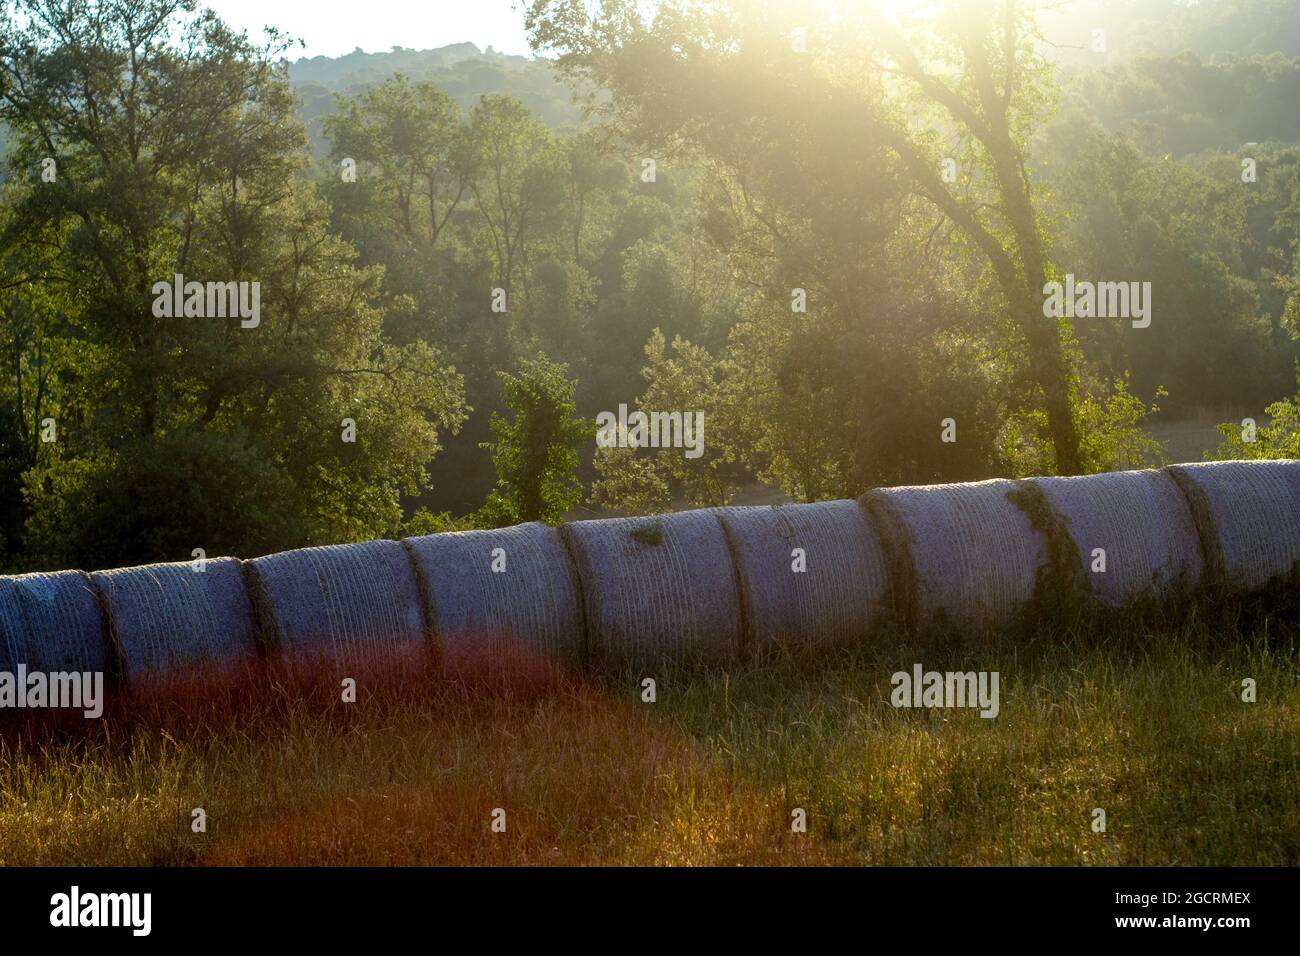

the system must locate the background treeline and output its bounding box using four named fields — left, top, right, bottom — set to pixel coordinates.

left=1035, top=0, right=1300, bottom=62
left=291, top=42, right=586, bottom=155
left=2, top=0, right=1299, bottom=573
